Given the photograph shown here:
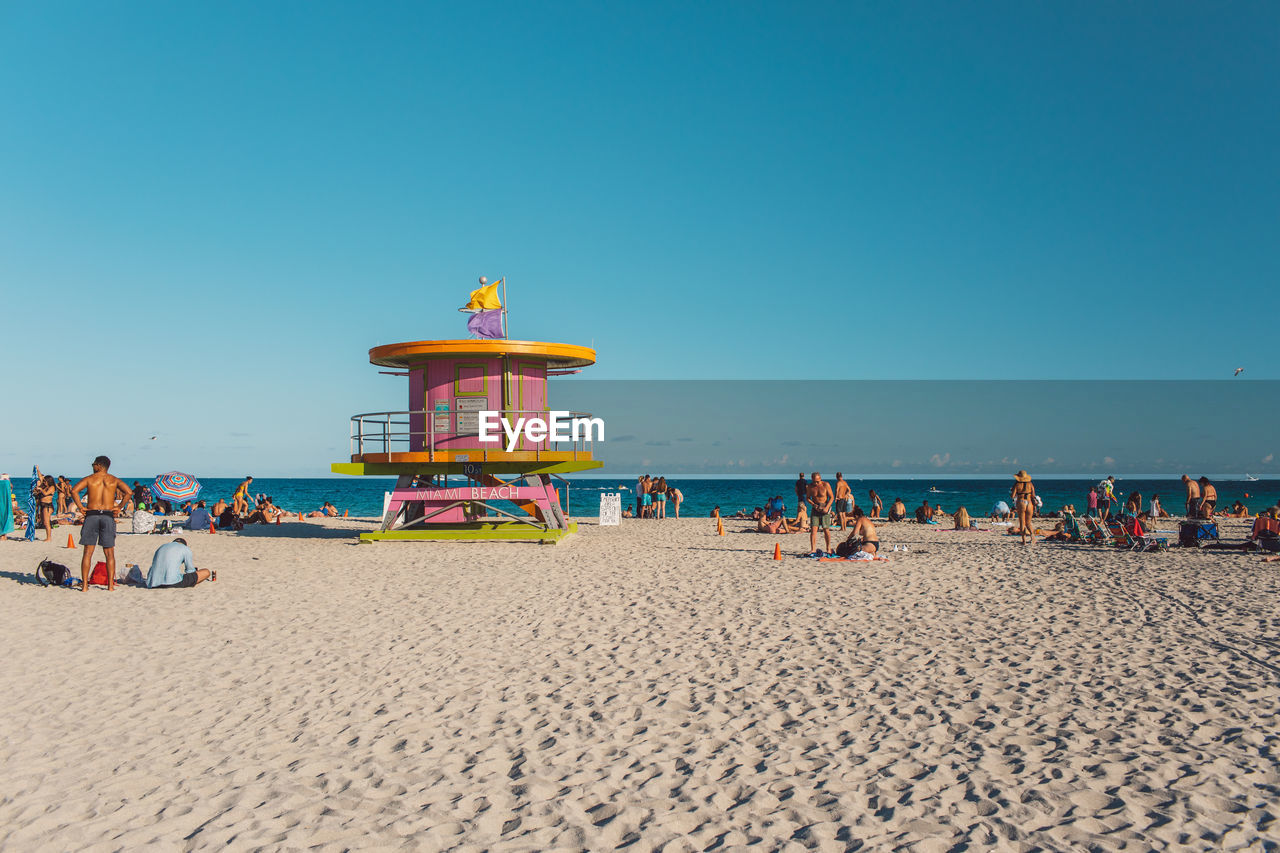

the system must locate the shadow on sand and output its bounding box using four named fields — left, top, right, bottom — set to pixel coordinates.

left=232, top=522, right=368, bottom=541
